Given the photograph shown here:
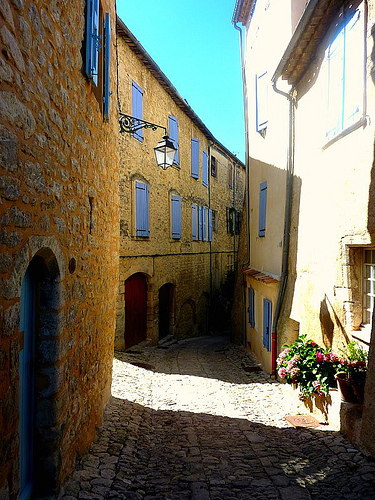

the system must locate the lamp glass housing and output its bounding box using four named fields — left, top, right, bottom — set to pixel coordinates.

left=154, top=135, right=177, bottom=170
